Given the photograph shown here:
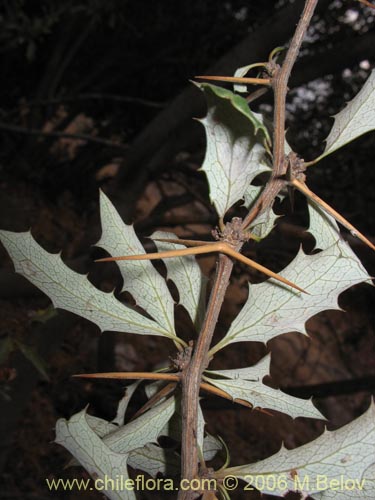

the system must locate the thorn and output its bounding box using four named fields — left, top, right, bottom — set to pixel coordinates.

left=152, top=237, right=214, bottom=247
left=292, top=179, right=375, bottom=253
left=195, top=75, right=271, bottom=86
left=96, top=241, right=306, bottom=293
